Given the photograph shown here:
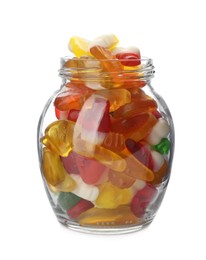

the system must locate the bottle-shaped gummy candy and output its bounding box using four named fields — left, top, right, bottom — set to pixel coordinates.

left=37, top=34, right=175, bottom=234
